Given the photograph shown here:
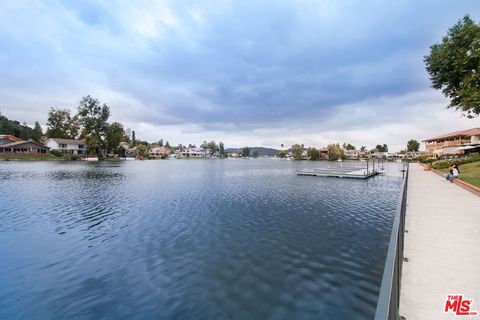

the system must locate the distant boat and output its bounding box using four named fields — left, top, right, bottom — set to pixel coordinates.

left=83, top=157, right=98, bottom=161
